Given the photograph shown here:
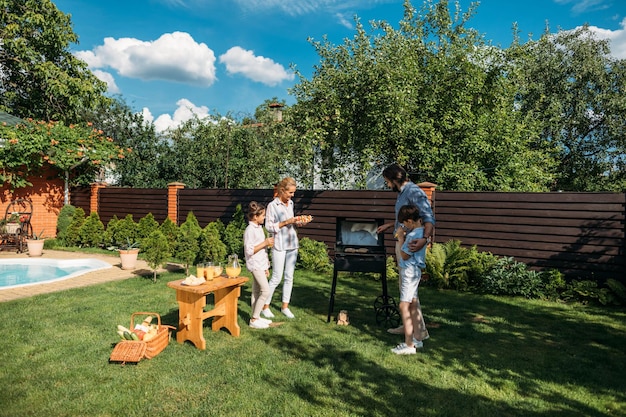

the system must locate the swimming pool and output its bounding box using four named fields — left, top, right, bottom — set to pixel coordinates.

left=0, top=258, right=113, bottom=289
